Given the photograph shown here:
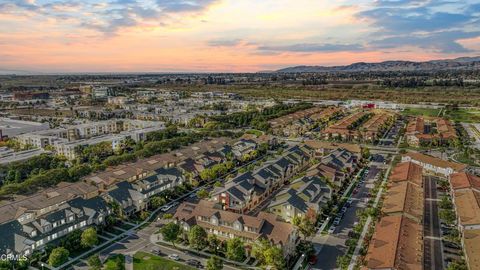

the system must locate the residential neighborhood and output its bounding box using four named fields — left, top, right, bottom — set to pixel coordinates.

left=0, top=86, right=479, bottom=270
